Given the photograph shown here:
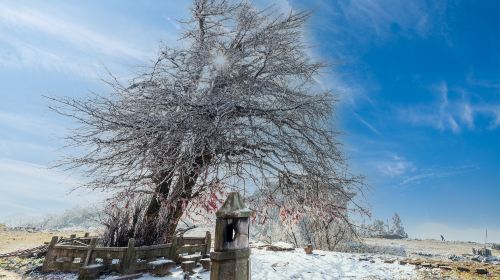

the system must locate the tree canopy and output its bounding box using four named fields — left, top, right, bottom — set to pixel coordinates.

left=50, top=0, right=363, bottom=245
